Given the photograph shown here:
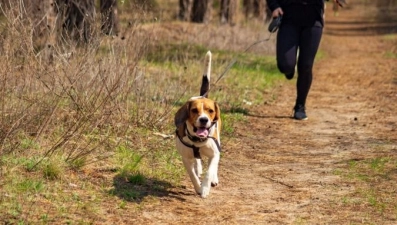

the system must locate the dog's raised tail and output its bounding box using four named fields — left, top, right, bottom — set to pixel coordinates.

left=200, top=51, right=211, bottom=98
